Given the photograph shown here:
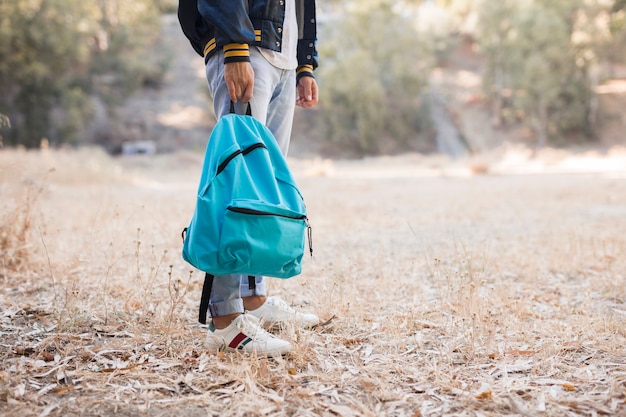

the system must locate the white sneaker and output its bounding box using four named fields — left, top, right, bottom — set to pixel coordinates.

left=206, top=313, right=292, bottom=356
left=248, top=296, right=320, bottom=329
